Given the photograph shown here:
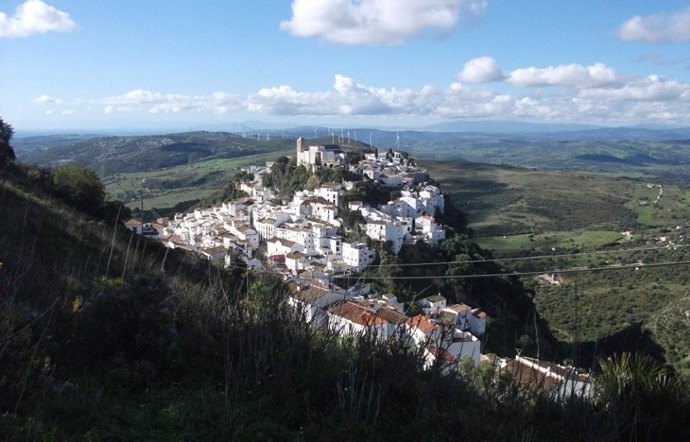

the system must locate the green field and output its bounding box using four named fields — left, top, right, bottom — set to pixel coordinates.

left=422, top=159, right=639, bottom=236
left=629, top=182, right=690, bottom=227
left=476, top=230, right=624, bottom=255
left=424, top=157, right=690, bottom=376
left=105, top=149, right=291, bottom=210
